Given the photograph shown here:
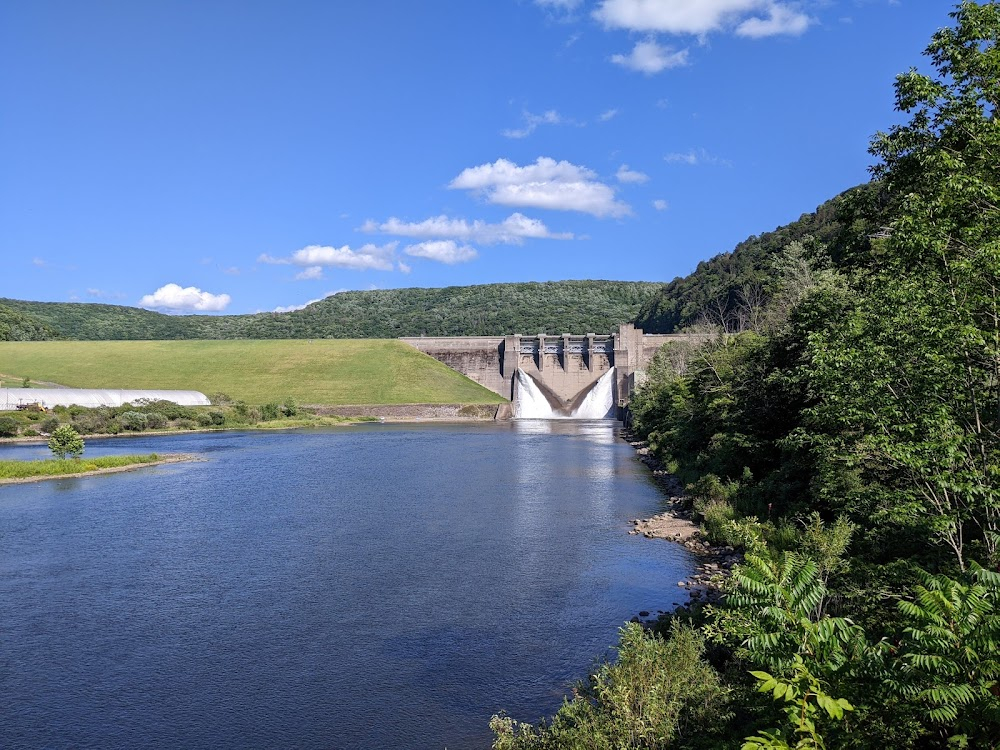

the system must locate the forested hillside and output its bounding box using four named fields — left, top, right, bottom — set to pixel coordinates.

left=494, top=4, right=1000, bottom=748
left=0, top=303, right=60, bottom=341
left=0, top=280, right=660, bottom=340
left=633, top=190, right=855, bottom=333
